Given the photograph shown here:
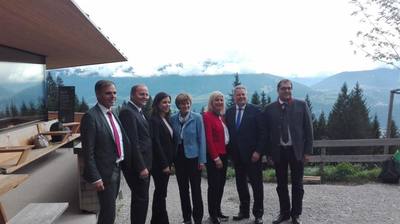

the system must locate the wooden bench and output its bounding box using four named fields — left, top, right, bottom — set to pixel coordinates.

left=63, top=122, right=80, bottom=134
left=0, top=146, right=34, bottom=168
left=0, top=121, right=80, bottom=174
left=40, top=130, right=72, bottom=143
left=6, top=203, right=68, bottom=224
